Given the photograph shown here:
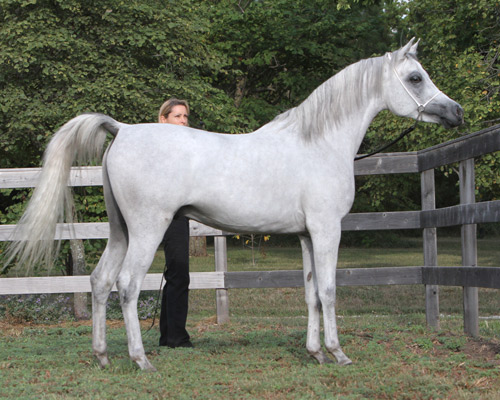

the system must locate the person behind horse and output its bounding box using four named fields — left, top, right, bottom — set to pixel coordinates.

left=158, top=98, right=193, bottom=348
